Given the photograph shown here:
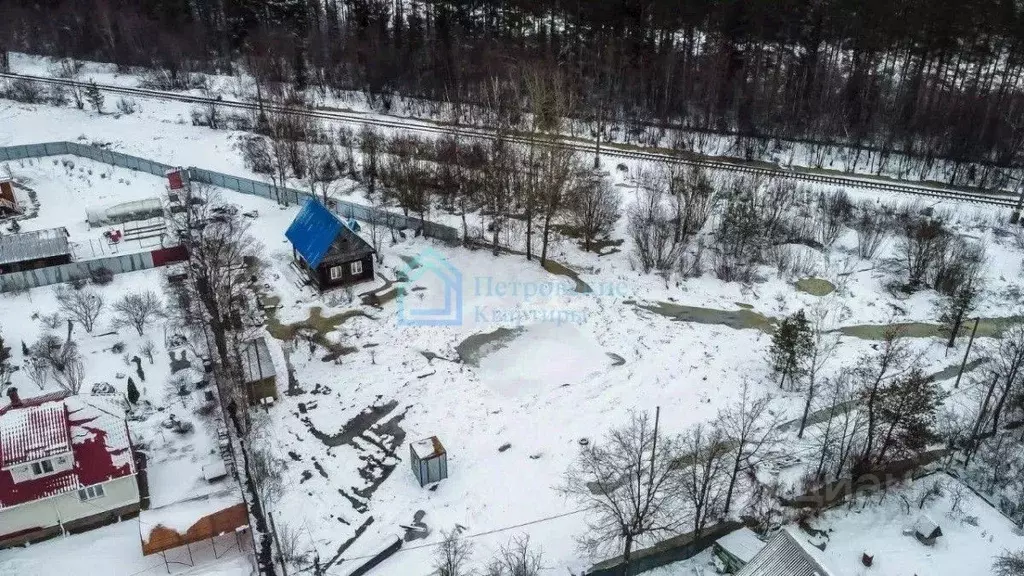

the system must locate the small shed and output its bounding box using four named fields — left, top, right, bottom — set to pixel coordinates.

left=0, top=227, right=72, bottom=273
left=410, top=436, right=447, bottom=487
left=714, top=527, right=766, bottom=573
left=239, top=337, right=277, bottom=404
left=912, top=514, right=942, bottom=546
left=285, top=199, right=375, bottom=291
left=0, top=180, right=19, bottom=215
